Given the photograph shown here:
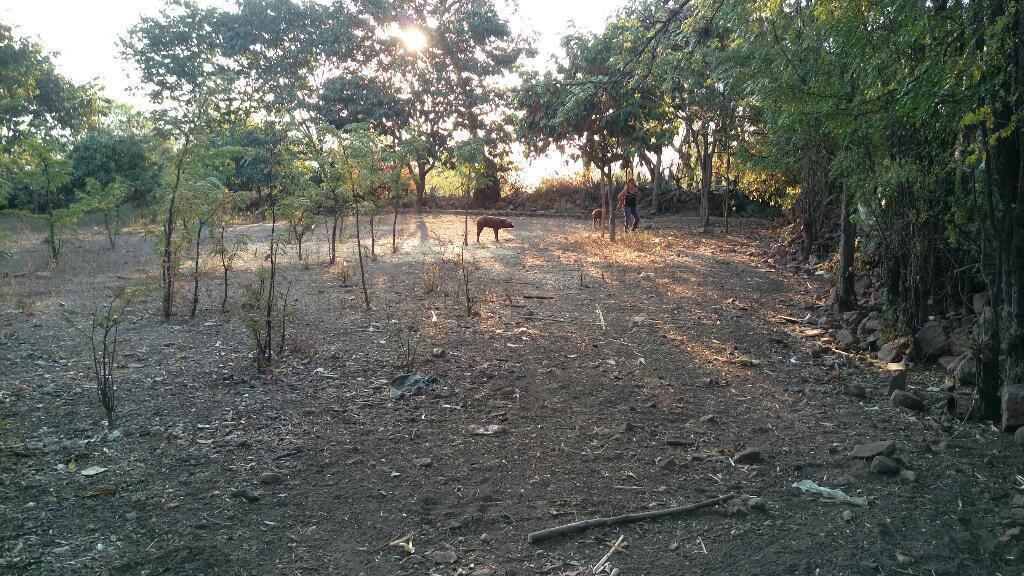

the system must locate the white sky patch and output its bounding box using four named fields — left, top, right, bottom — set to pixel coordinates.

left=2, top=0, right=626, bottom=185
